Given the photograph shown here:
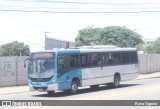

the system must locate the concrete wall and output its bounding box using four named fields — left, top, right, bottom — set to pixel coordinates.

left=0, top=54, right=160, bottom=86
left=0, top=57, right=16, bottom=86
left=138, top=54, right=160, bottom=74
left=16, top=56, right=28, bottom=85
left=0, top=56, right=28, bottom=86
